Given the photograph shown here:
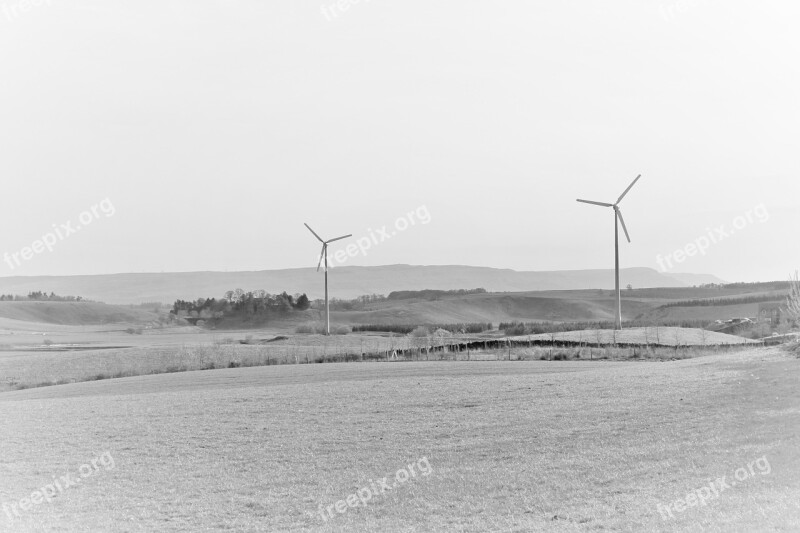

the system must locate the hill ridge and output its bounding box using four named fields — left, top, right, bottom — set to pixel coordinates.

left=0, top=265, right=726, bottom=305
